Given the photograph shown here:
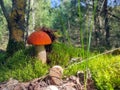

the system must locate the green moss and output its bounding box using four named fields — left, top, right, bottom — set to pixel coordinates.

left=0, top=48, right=49, bottom=82
left=47, top=42, right=84, bottom=67
left=1, top=42, right=120, bottom=89
left=64, top=55, right=120, bottom=90
left=6, top=39, right=25, bottom=56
